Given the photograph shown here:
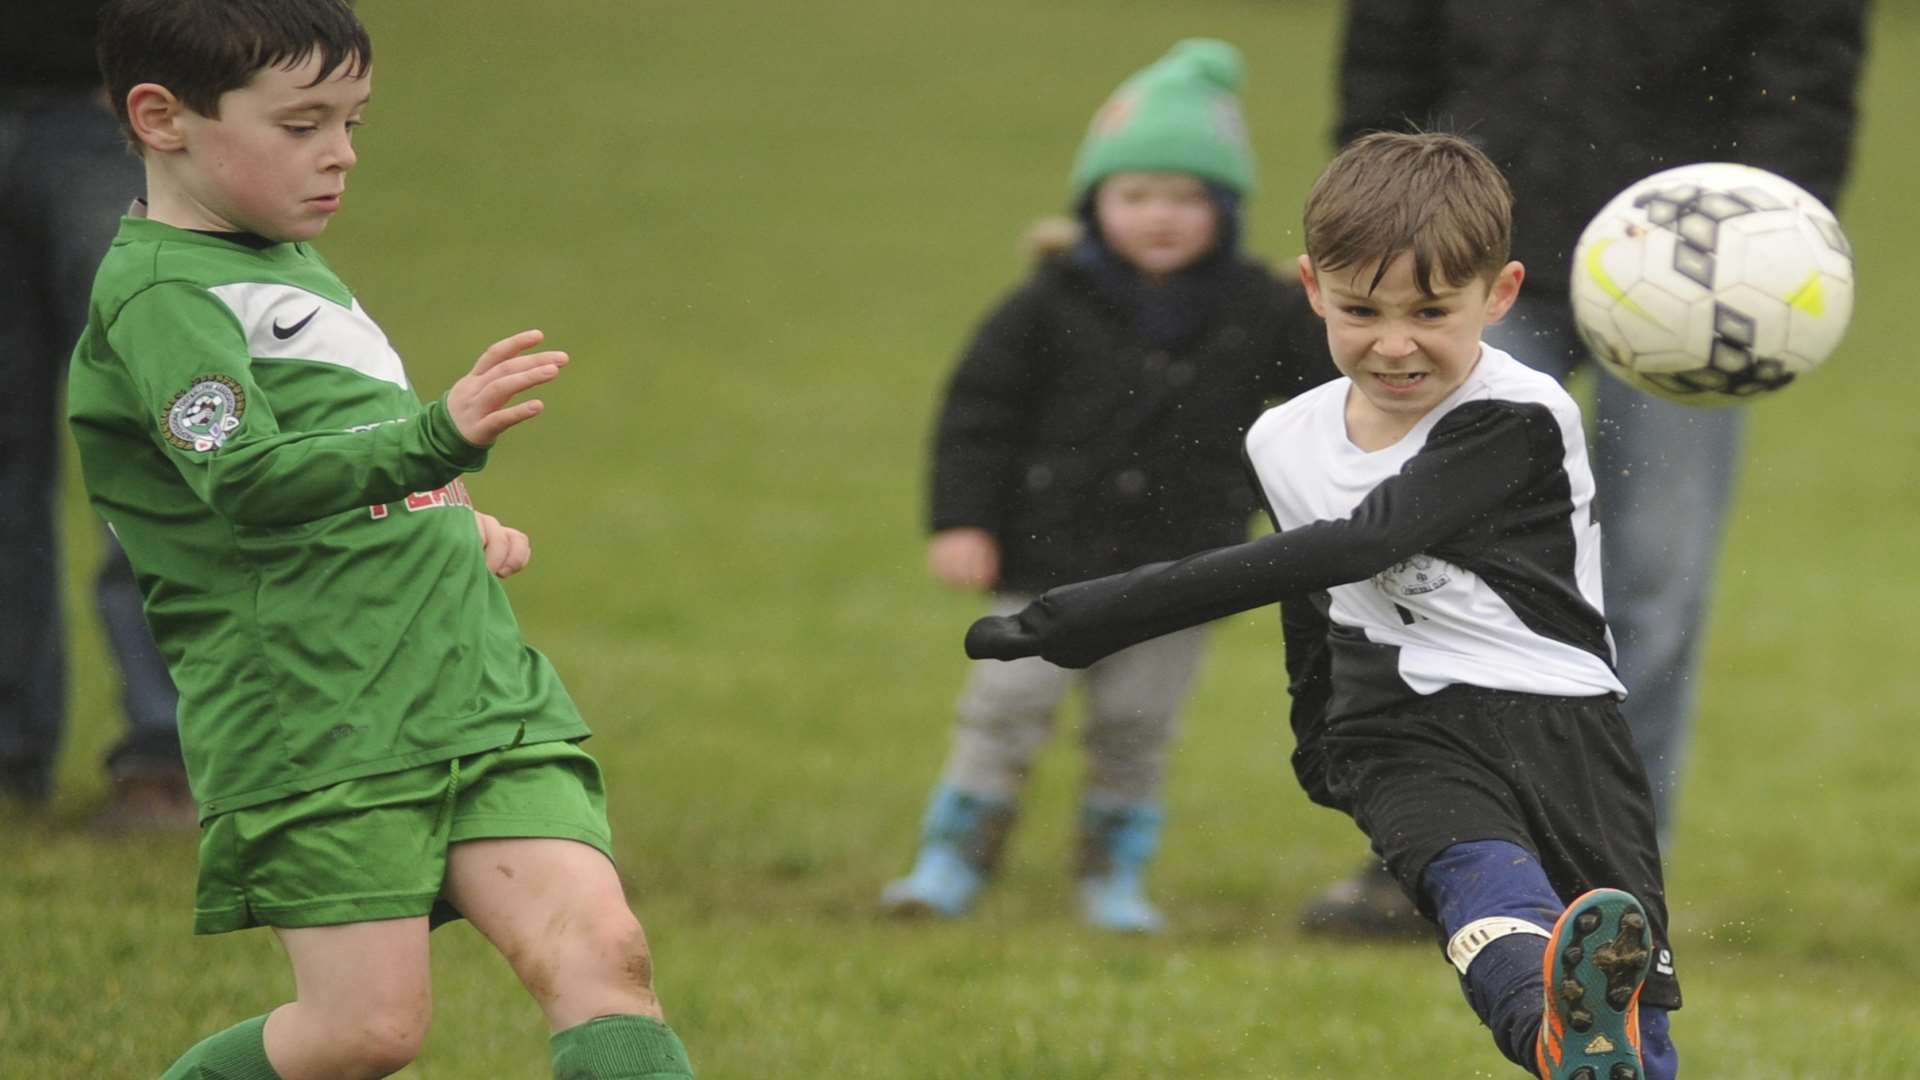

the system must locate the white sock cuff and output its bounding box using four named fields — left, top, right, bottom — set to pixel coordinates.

left=1446, top=916, right=1551, bottom=976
